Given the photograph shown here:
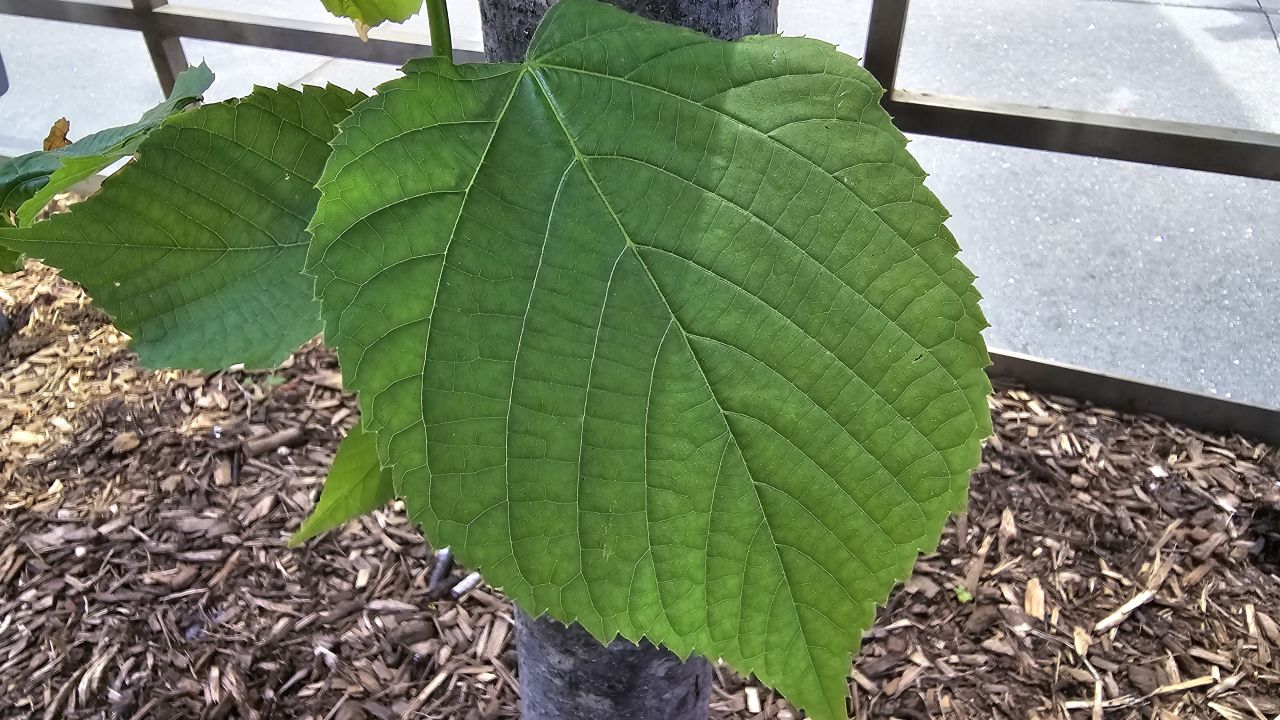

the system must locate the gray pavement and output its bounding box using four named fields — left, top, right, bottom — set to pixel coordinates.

left=1, top=0, right=1277, bottom=408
